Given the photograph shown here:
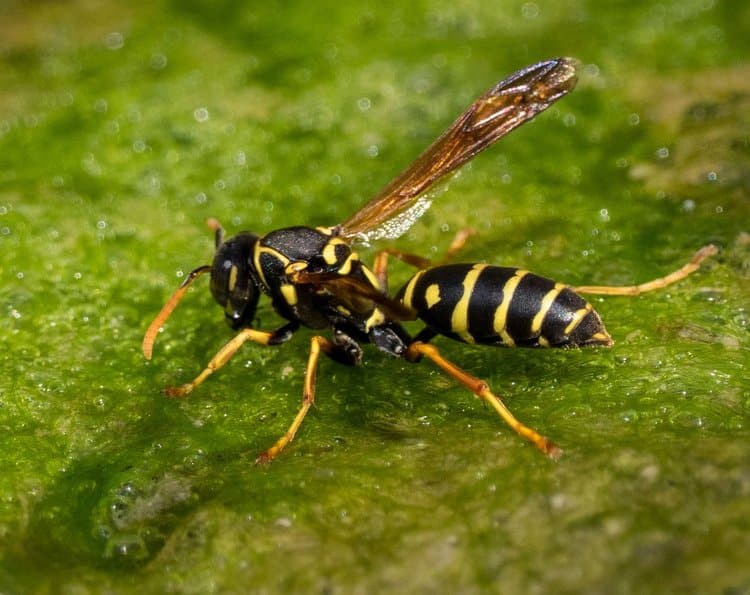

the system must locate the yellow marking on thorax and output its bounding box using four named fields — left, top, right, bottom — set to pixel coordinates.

left=564, top=303, right=593, bottom=335
left=337, top=252, right=359, bottom=276
left=280, top=283, right=298, bottom=307
left=253, top=245, right=266, bottom=287
left=531, top=283, right=566, bottom=335
left=451, top=264, right=488, bottom=344
left=254, top=244, right=290, bottom=288
left=285, top=261, right=308, bottom=275
left=399, top=271, right=425, bottom=310
left=493, top=269, right=529, bottom=347
left=322, top=237, right=347, bottom=265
